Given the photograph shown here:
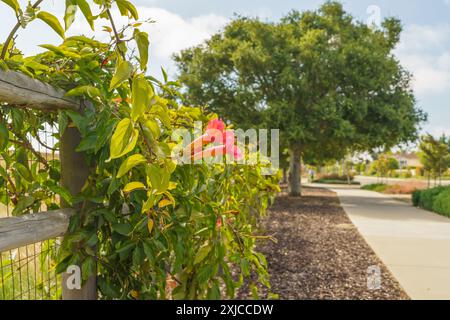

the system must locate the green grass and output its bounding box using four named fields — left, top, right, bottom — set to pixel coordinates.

left=361, top=183, right=388, bottom=192
left=413, top=186, right=450, bottom=218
